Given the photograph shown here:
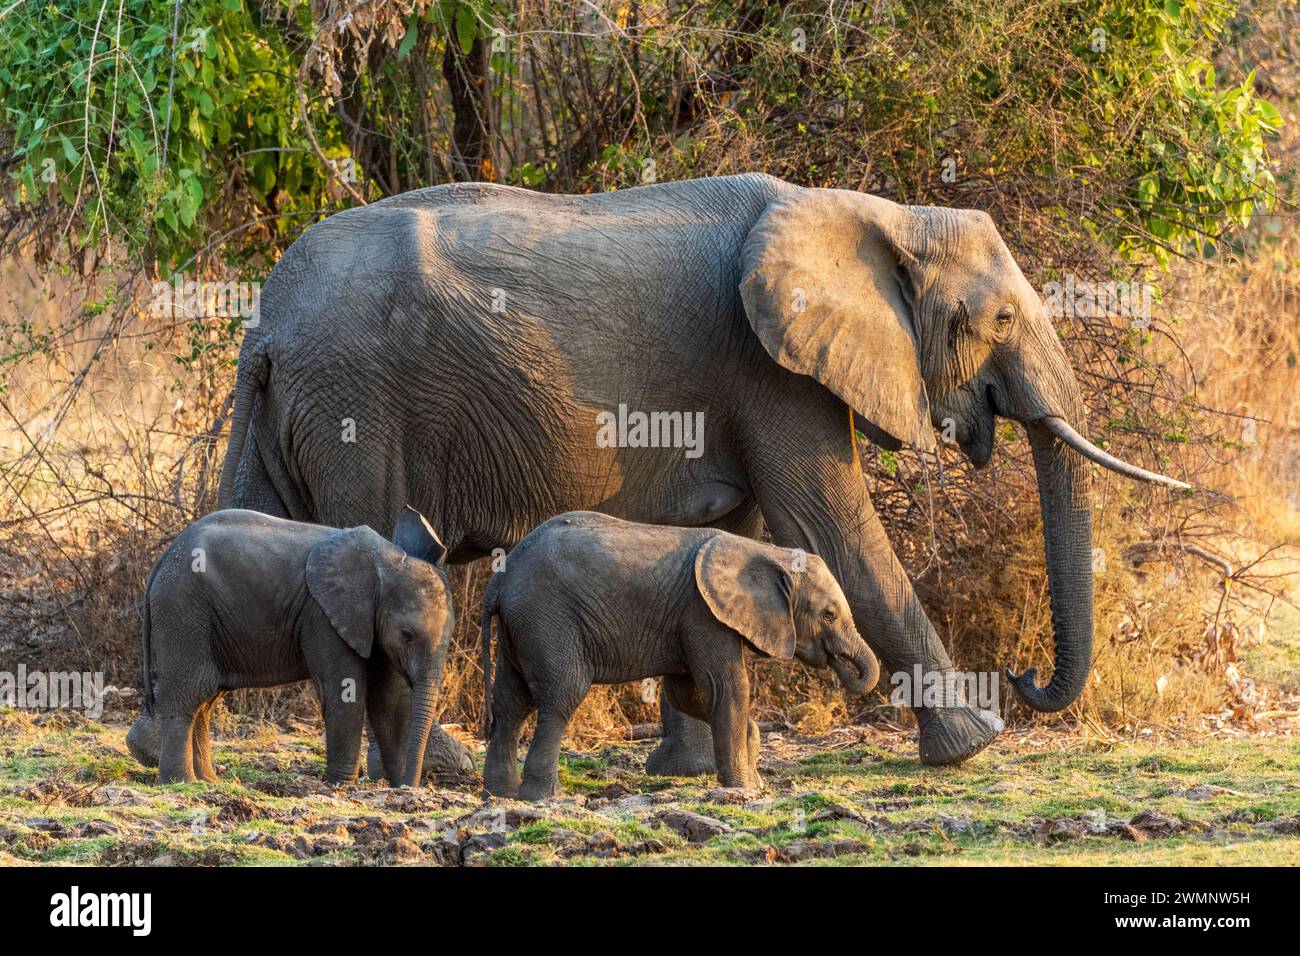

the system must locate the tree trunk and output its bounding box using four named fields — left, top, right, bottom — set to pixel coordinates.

left=443, top=30, right=493, bottom=181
